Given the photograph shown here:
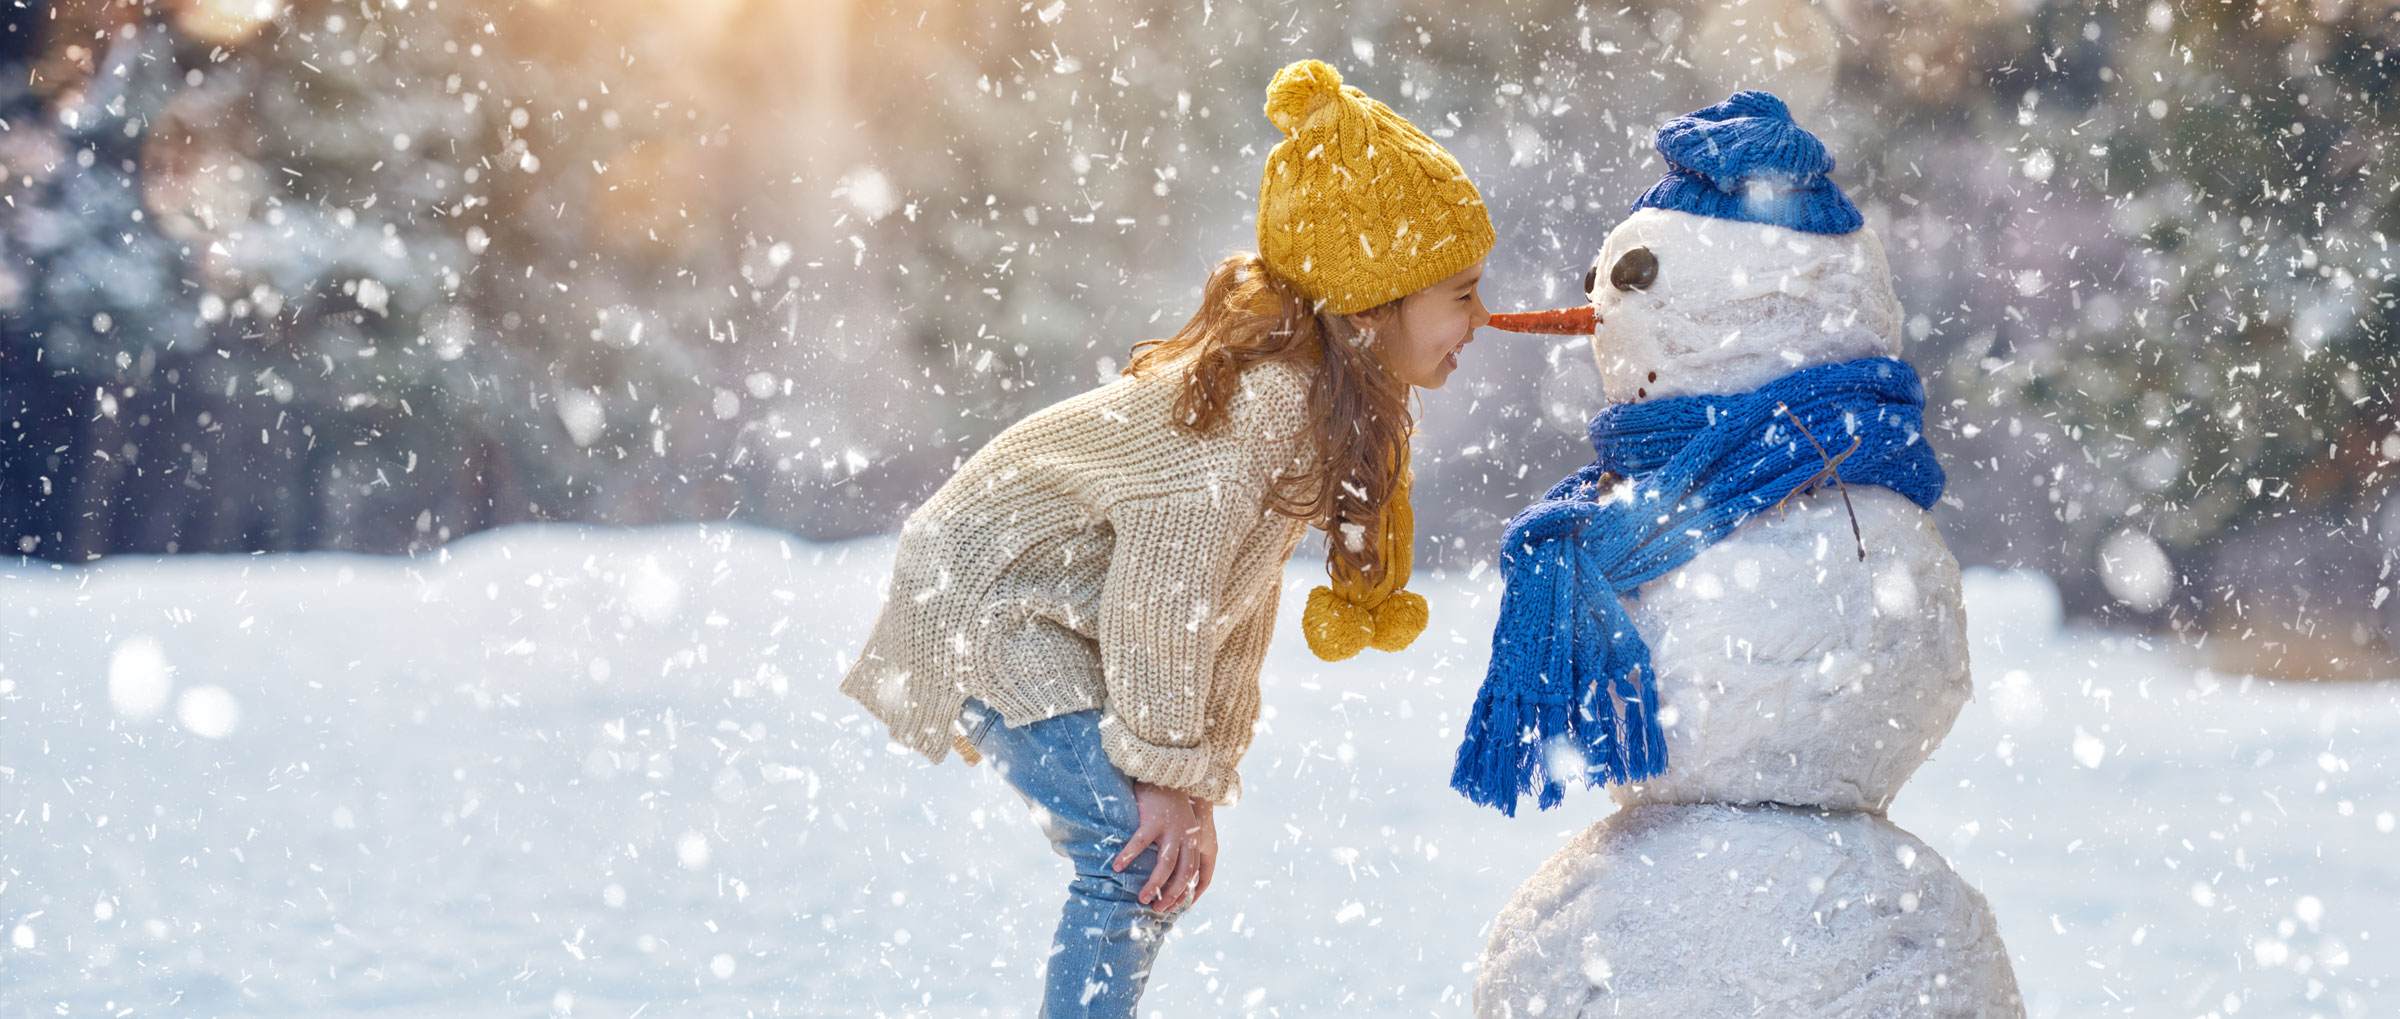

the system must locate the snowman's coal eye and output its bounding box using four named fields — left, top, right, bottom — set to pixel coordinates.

left=1611, top=247, right=1659, bottom=292
left=1582, top=264, right=1599, bottom=296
